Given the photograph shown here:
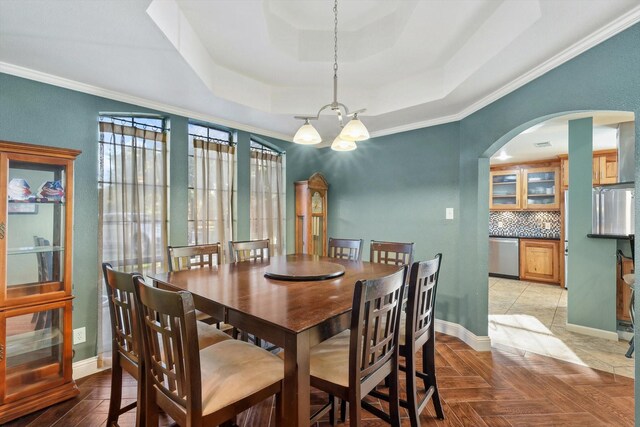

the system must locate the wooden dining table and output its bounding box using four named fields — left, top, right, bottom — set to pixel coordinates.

left=150, top=253, right=401, bottom=427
